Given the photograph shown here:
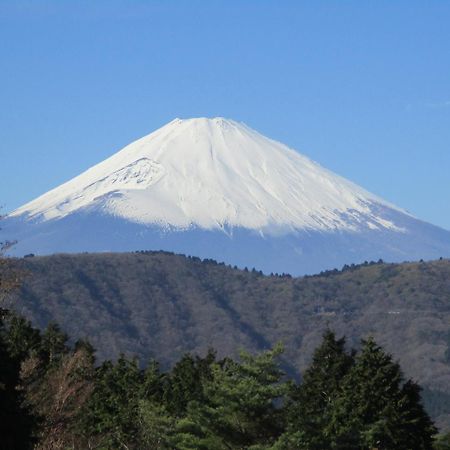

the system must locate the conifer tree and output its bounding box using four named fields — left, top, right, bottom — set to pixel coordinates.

left=274, top=330, right=354, bottom=449
left=0, top=246, right=37, bottom=449
left=80, top=355, right=142, bottom=449
left=434, top=433, right=450, bottom=450
left=39, top=322, right=69, bottom=367
left=0, top=330, right=36, bottom=449
left=327, top=338, right=436, bottom=450
left=173, top=344, right=286, bottom=449
left=163, top=350, right=216, bottom=416
left=138, top=400, right=175, bottom=449
left=136, top=359, right=174, bottom=448
left=3, top=314, right=41, bottom=363
left=141, top=359, right=166, bottom=403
